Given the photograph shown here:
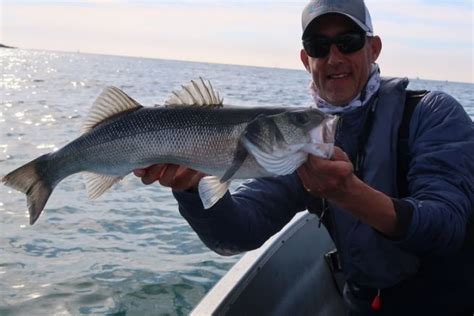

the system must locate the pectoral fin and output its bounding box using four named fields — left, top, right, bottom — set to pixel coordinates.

left=220, top=140, right=248, bottom=183
left=198, top=176, right=231, bottom=209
